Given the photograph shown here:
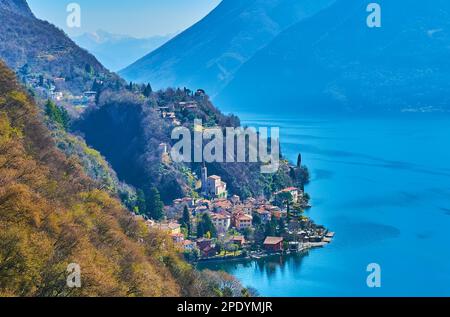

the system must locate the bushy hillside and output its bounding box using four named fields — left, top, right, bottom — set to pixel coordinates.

left=0, top=61, right=246, bottom=297
left=75, top=86, right=308, bottom=205
left=120, top=0, right=335, bottom=96
left=0, top=0, right=122, bottom=94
